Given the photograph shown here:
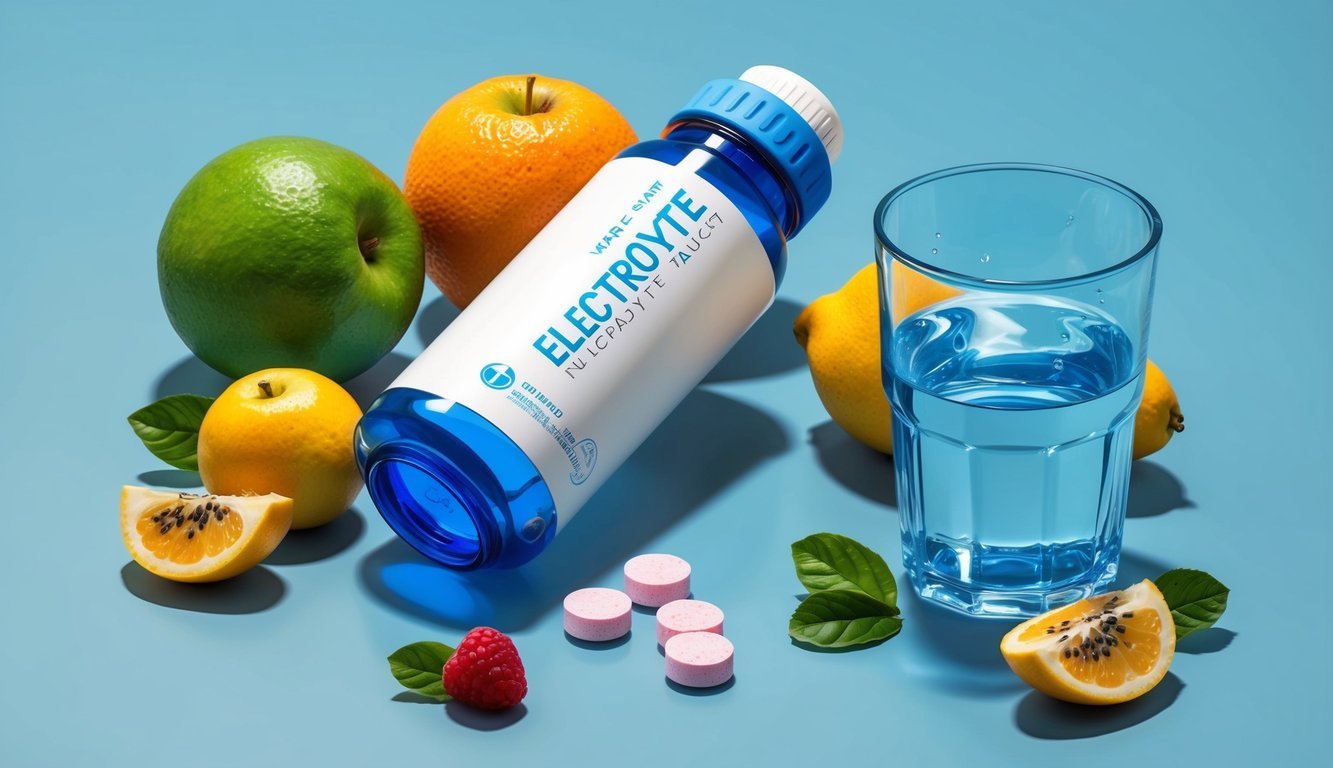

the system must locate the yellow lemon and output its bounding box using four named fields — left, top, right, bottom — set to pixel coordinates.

left=120, top=486, right=292, bottom=583
left=198, top=368, right=363, bottom=529
left=1133, top=360, right=1184, bottom=460
left=1000, top=579, right=1176, bottom=705
left=793, top=263, right=960, bottom=454
left=795, top=263, right=1185, bottom=460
